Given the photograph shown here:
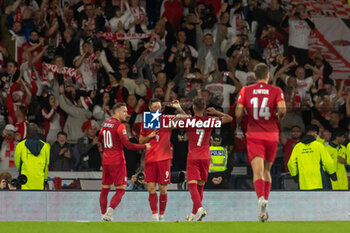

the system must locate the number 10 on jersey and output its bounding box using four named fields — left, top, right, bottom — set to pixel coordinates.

left=102, top=130, right=113, bottom=148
